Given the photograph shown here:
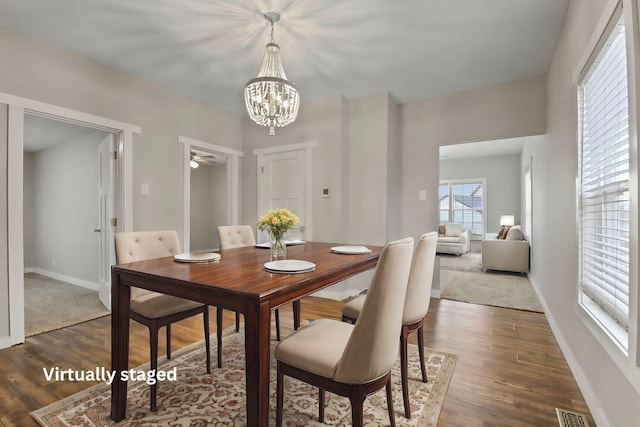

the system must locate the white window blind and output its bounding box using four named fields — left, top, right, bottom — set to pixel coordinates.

left=439, top=180, right=485, bottom=237
left=578, top=12, right=630, bottom=339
